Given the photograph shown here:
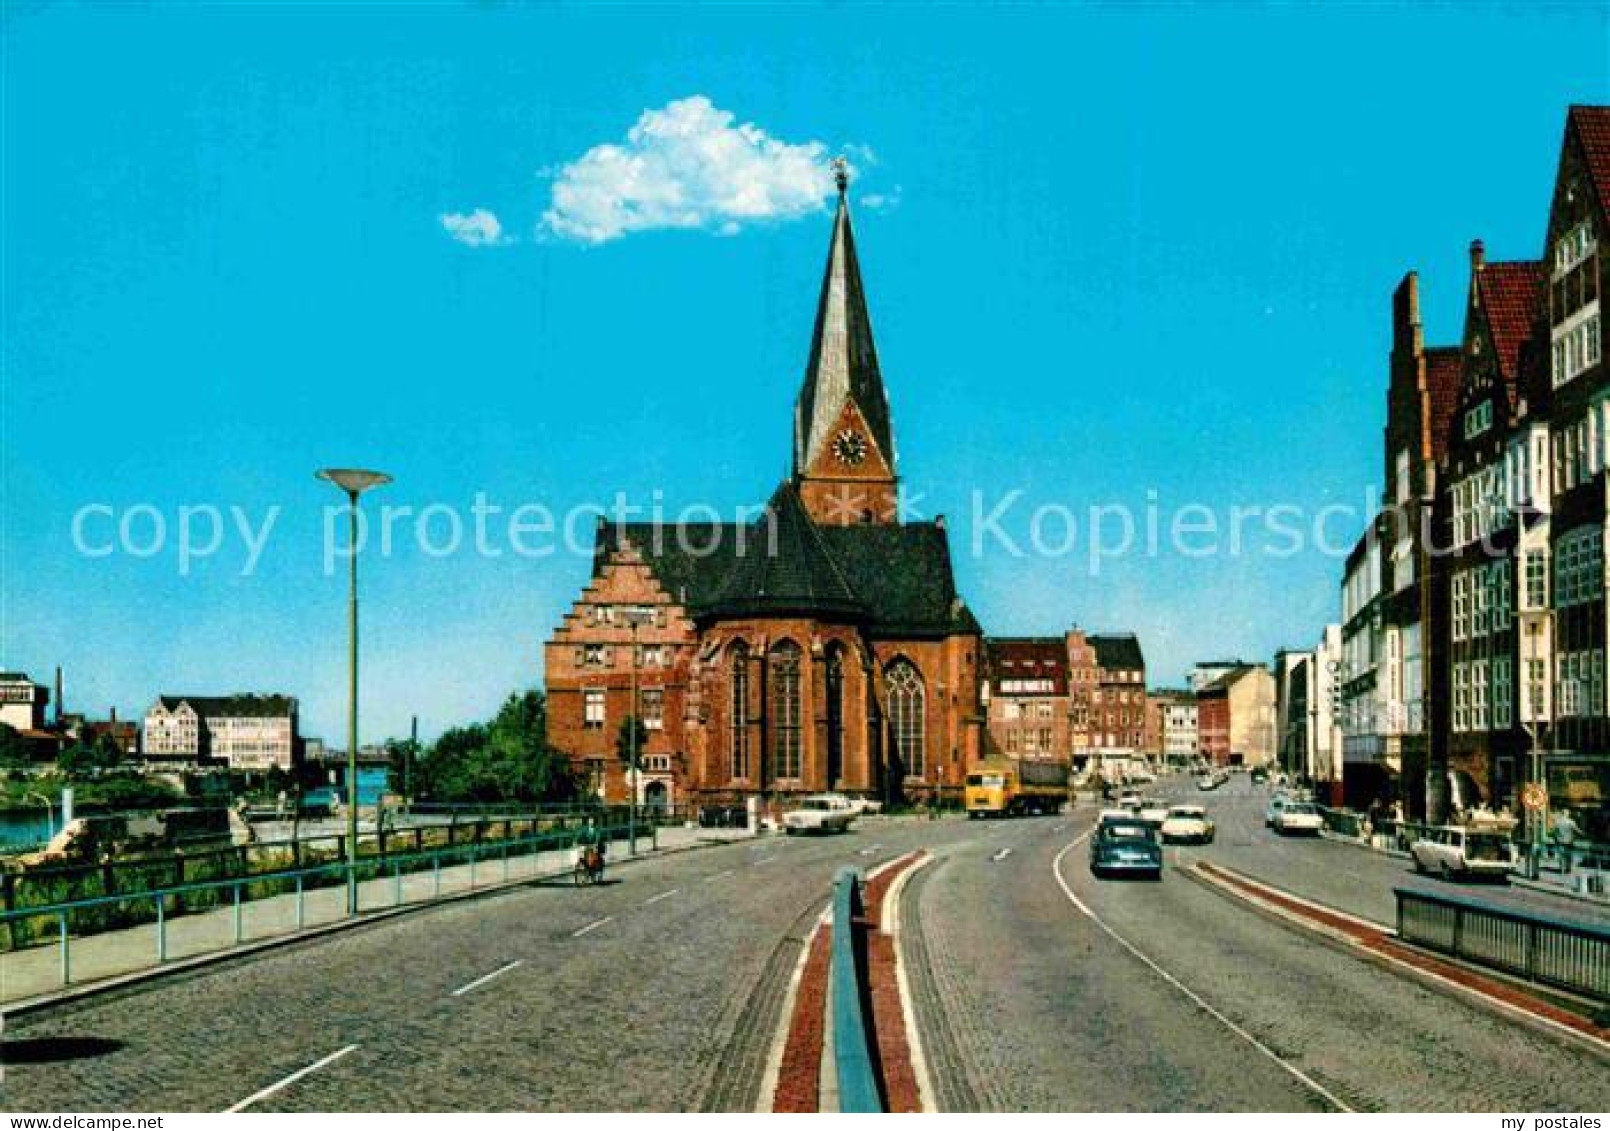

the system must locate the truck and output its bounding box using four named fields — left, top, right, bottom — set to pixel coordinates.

left=965, top=757, right=1069, bottom=818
